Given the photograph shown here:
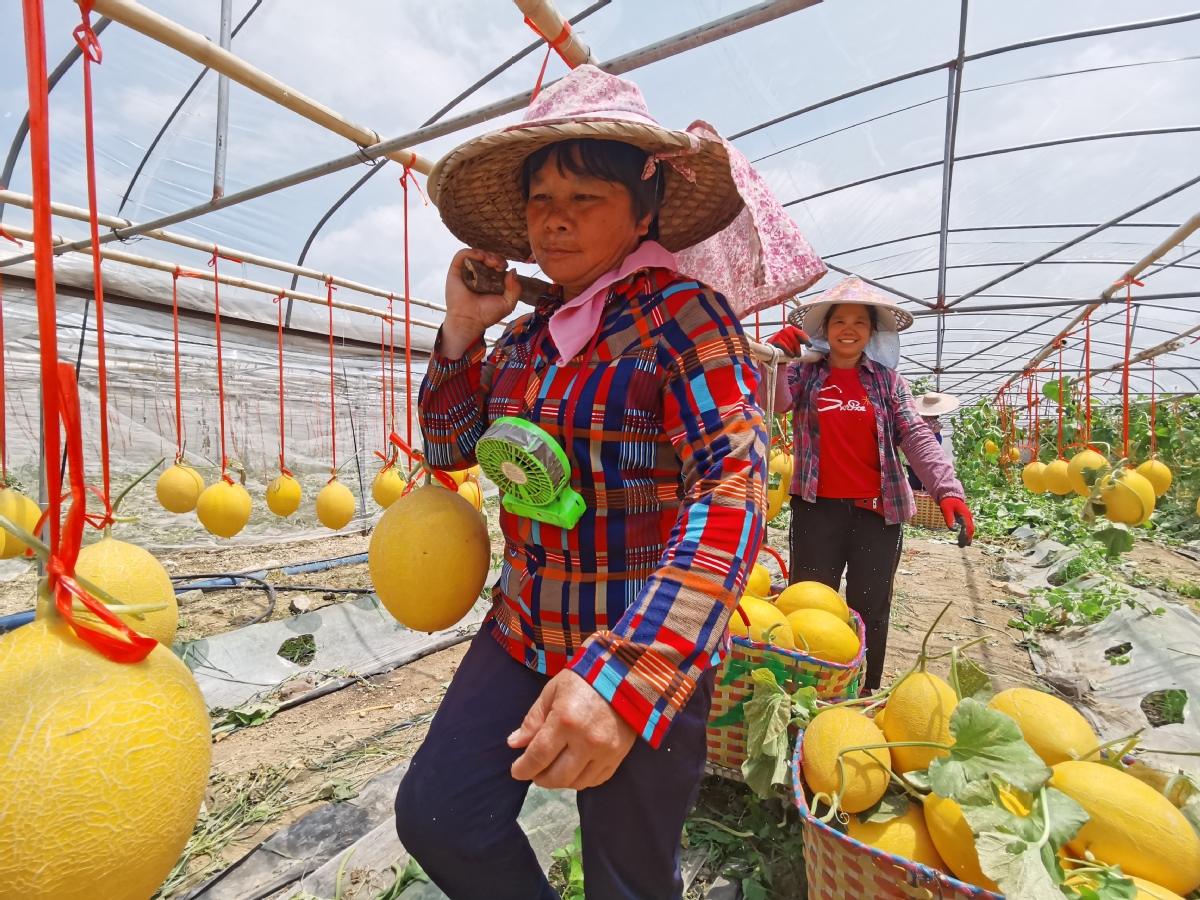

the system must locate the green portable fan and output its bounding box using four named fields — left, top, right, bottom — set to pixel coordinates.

left=476, top=416, right=586, bottom=529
